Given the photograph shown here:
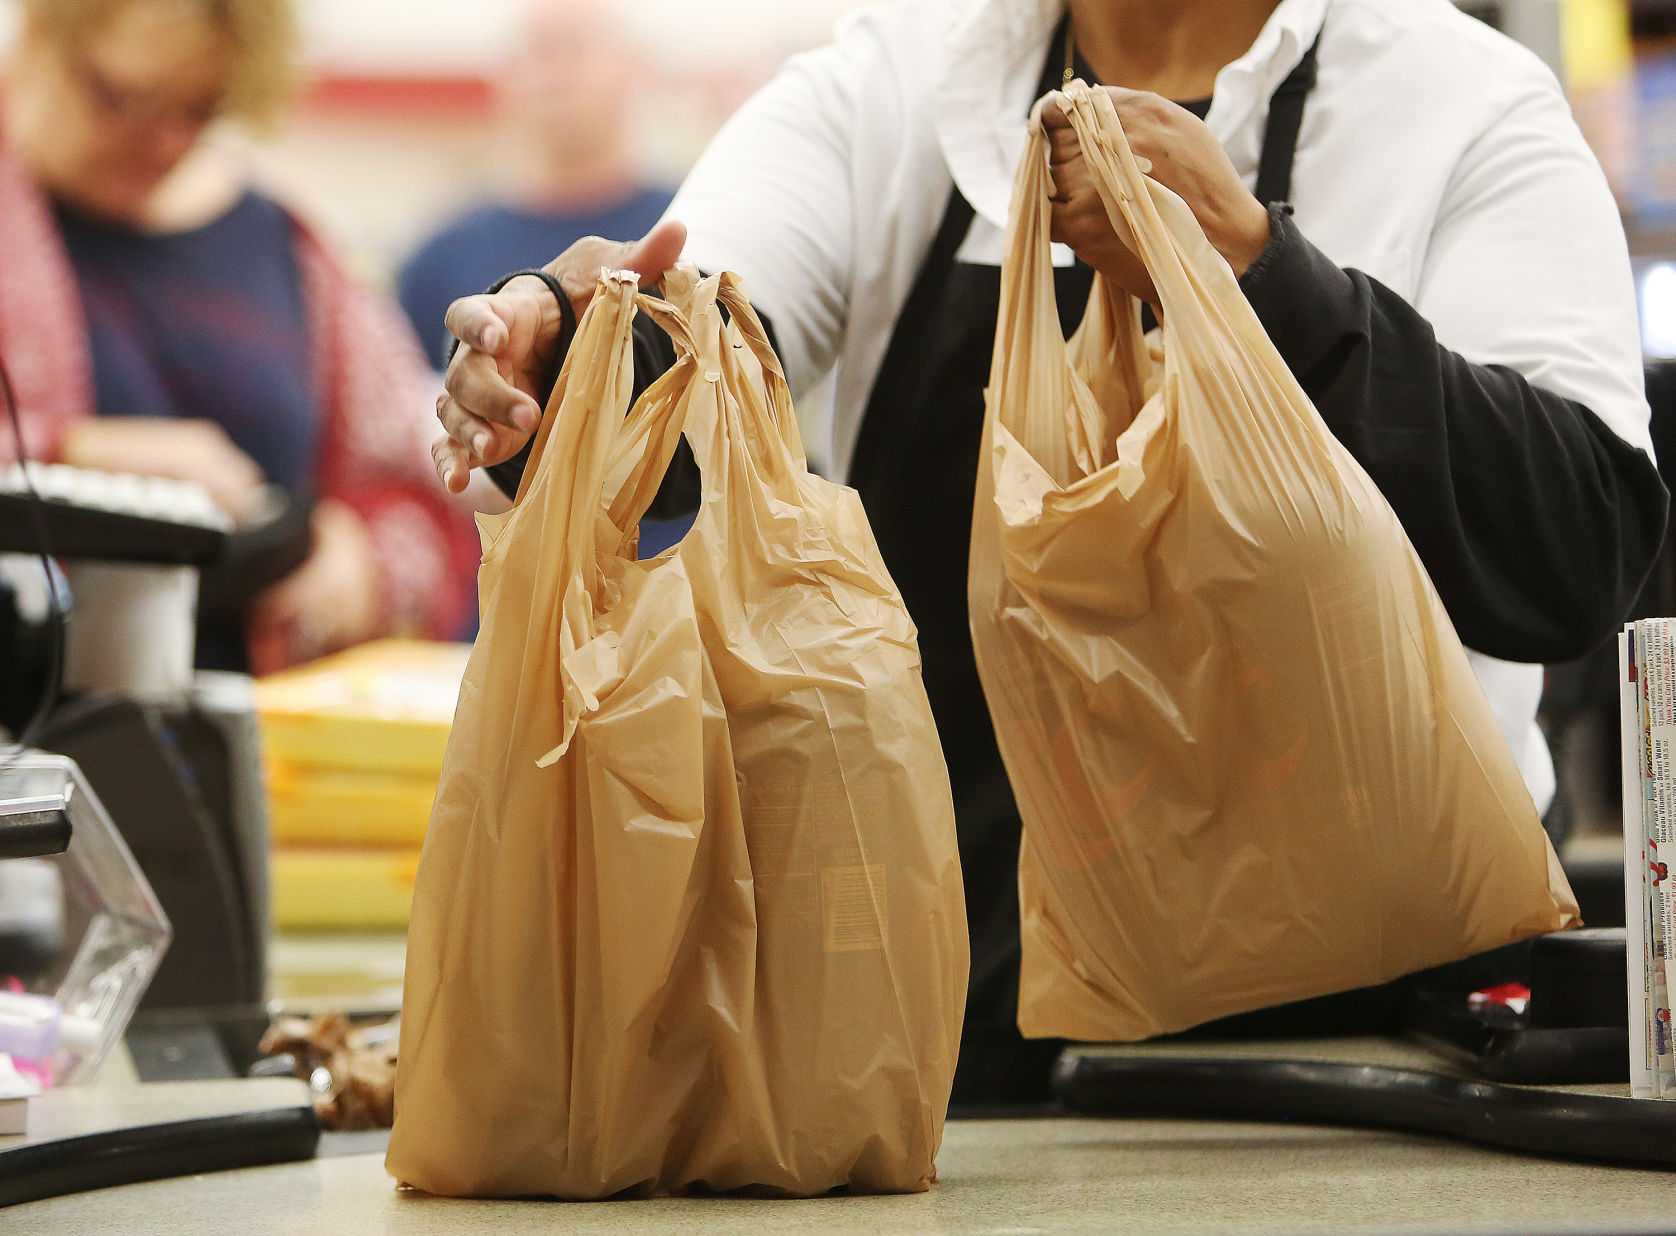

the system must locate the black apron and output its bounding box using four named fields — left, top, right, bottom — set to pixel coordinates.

left=846, top=24, right=1321, bottom=1105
